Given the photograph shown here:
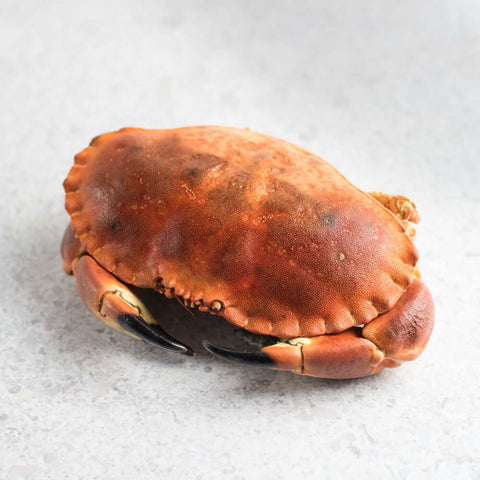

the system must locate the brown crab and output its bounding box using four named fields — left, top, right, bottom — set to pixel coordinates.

left=61, top=126, right=434, bottom=379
